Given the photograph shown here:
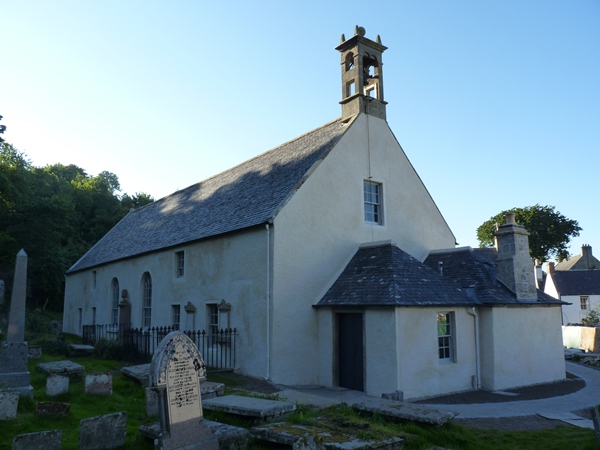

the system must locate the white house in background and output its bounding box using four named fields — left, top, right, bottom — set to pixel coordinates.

left=555, top=245, right=600, bottom=271
left=63, top=27, right=566, bottom=400
left=545, top=264, right=600, bottom=325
